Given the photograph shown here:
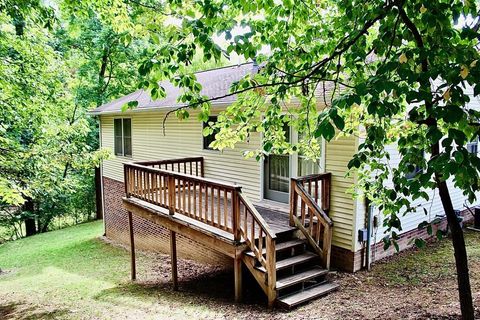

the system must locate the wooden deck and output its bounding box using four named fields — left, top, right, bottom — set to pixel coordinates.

left=123, top=157, right=335, bottom=308
left=253, top=204, right=295, bottom=235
